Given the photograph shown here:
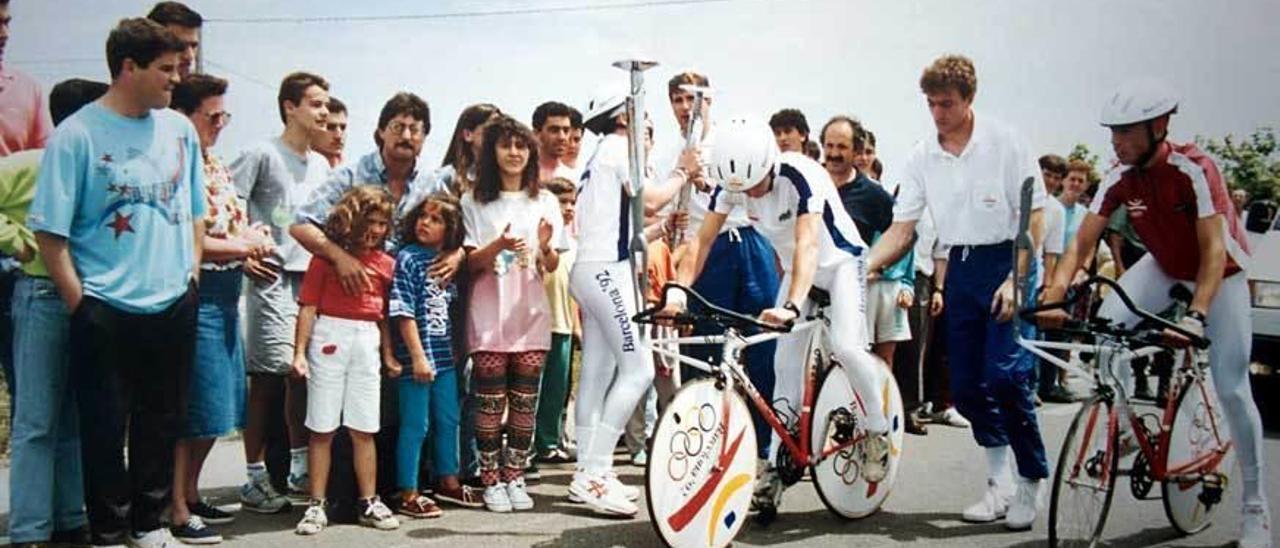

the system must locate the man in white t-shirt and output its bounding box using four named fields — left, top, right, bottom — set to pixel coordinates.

left=866, top=55, right=1048, bottom=531
left=668, top=117, right=894, bottom=511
